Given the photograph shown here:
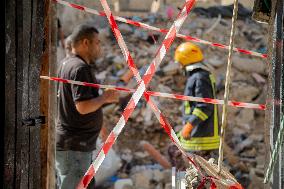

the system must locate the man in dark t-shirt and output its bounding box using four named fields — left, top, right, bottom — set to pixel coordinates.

left=56, top=24, right=119, bottom=189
